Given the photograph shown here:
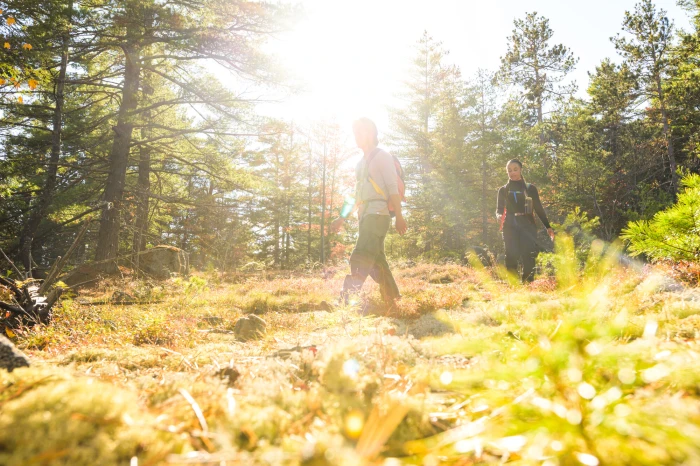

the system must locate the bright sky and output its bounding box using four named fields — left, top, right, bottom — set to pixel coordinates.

left=264, top=0, right=692, bottom=136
